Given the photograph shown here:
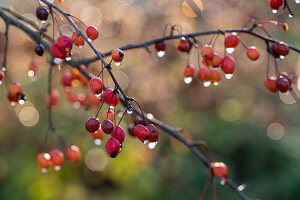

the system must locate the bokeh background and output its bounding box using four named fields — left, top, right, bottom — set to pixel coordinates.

left=0, top=0, right=300, bottom=199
